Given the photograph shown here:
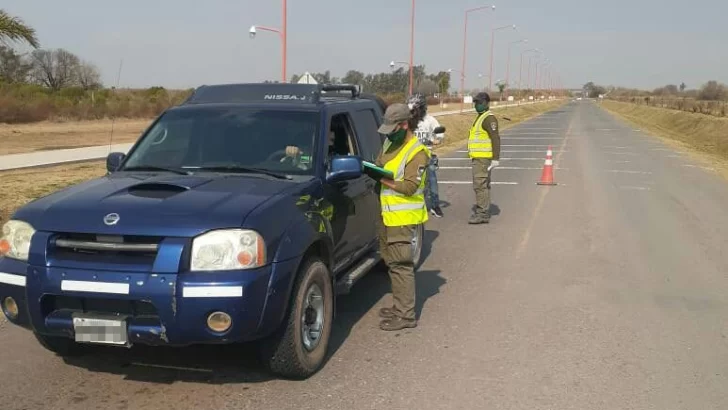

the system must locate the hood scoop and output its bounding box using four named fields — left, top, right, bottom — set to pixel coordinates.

left=127, top=182, right=190, bottom=199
